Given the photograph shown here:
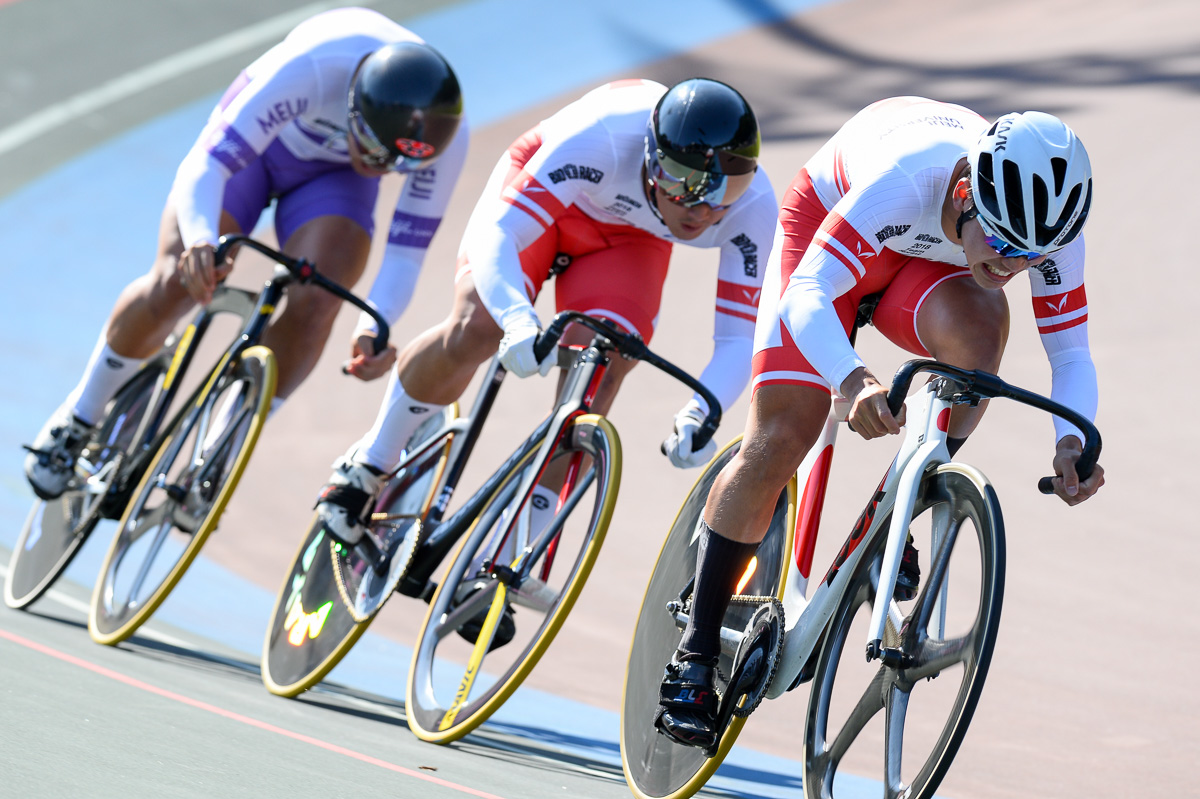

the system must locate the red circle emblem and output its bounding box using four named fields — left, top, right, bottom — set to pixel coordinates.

left=395, top=138, right=435, bottom=158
